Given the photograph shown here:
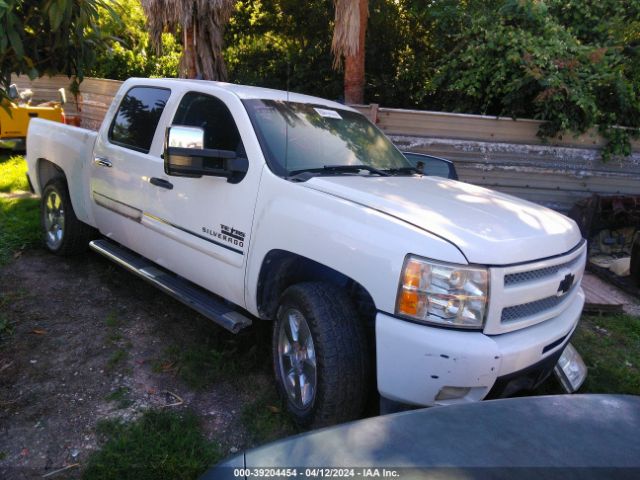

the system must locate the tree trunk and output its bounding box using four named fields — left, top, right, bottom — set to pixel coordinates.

left=183, top=23, right=198, bottom=78
left=343, top=0, right=368, bottom=104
